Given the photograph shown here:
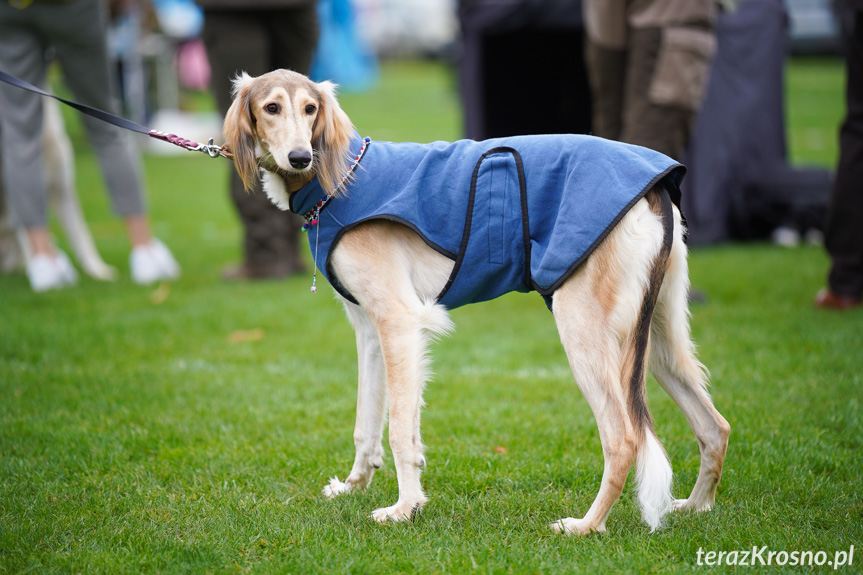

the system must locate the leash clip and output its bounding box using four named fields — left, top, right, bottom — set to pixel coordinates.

left=196, top=138, right=224, bottom=158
